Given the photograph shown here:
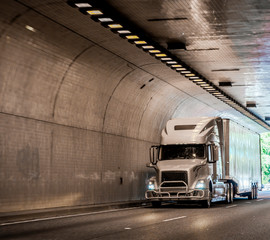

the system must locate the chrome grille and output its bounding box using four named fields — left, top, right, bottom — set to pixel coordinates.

left=161, top=171, right=188, bottom=187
